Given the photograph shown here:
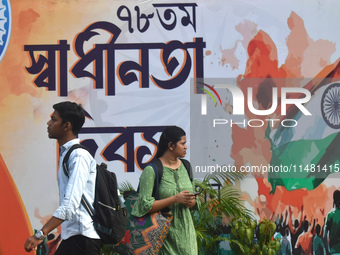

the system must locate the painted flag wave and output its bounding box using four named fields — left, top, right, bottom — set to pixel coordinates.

left=268, top=71, right=340, bottom=193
